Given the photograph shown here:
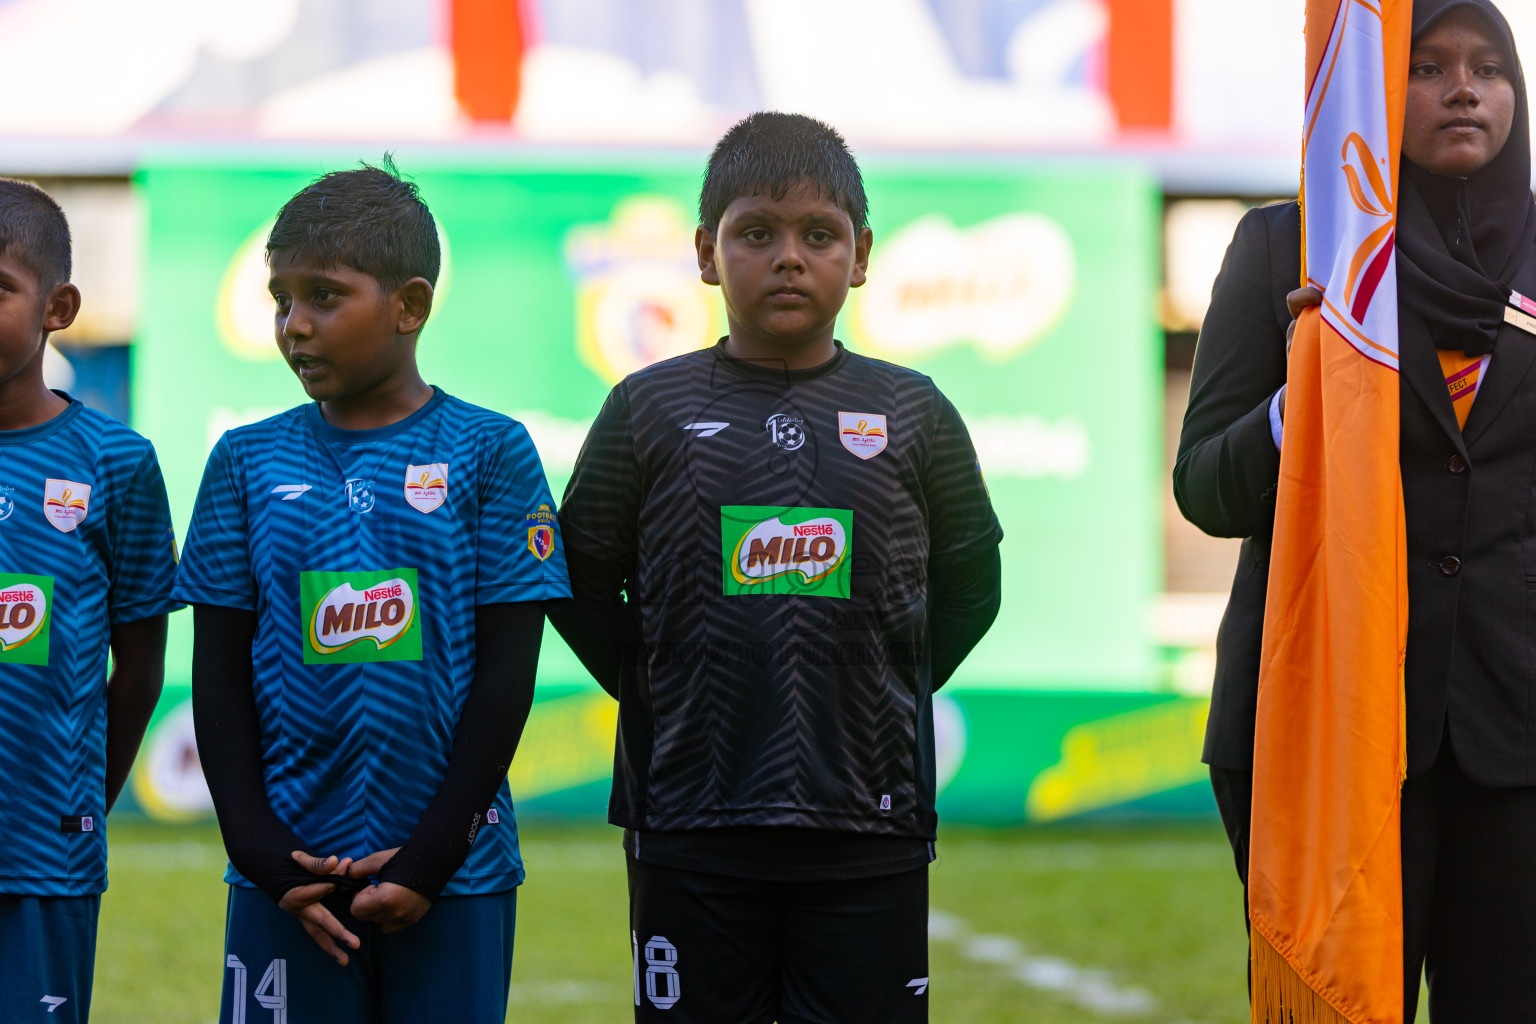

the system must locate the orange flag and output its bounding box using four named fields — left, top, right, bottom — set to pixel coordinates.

left=1249, top=2, right=1411, bottom=1023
